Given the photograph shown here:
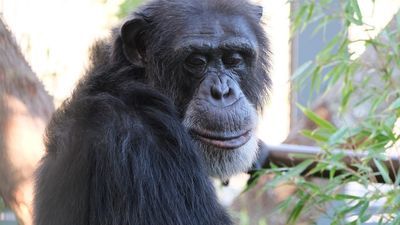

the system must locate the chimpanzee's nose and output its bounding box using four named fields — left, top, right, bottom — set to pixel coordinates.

left=198, top=75, right=241, bottom=107
left=211, top=83, right=230, bottom=100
